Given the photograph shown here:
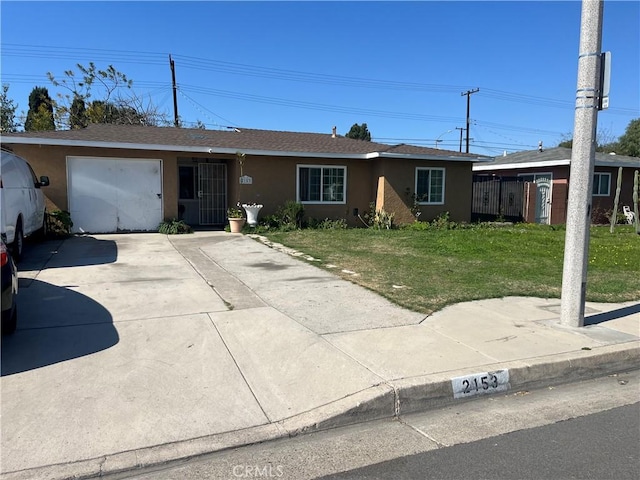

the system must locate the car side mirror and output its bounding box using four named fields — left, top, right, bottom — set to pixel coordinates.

left=39, top=176, right=50, bottom=187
